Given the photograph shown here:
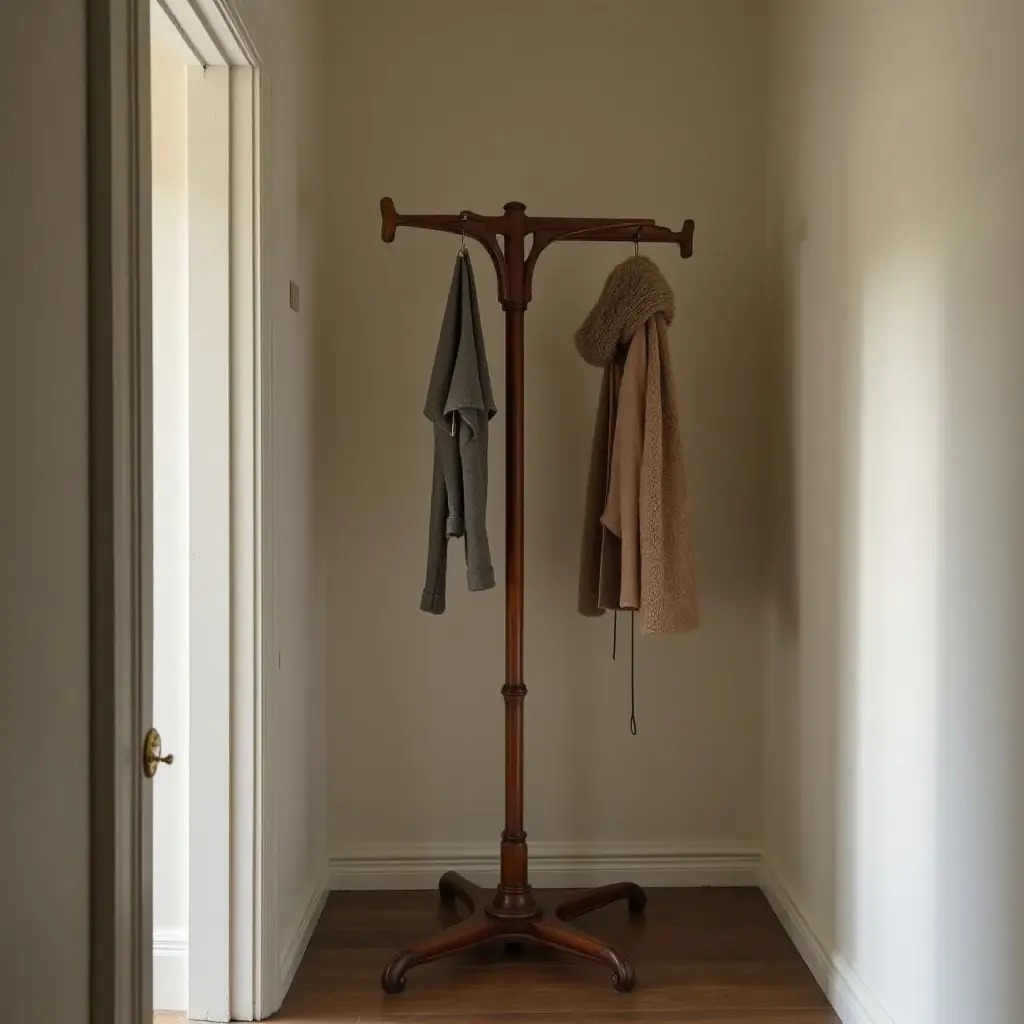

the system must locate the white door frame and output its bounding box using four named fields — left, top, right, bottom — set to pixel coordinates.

left=87, top=0, right=275, bottom=1019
